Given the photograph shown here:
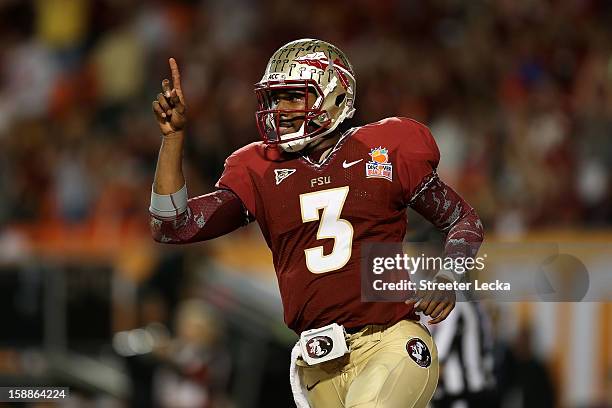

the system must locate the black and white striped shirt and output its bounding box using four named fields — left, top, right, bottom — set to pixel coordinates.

left=431, top=302, right=496, bottom=408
